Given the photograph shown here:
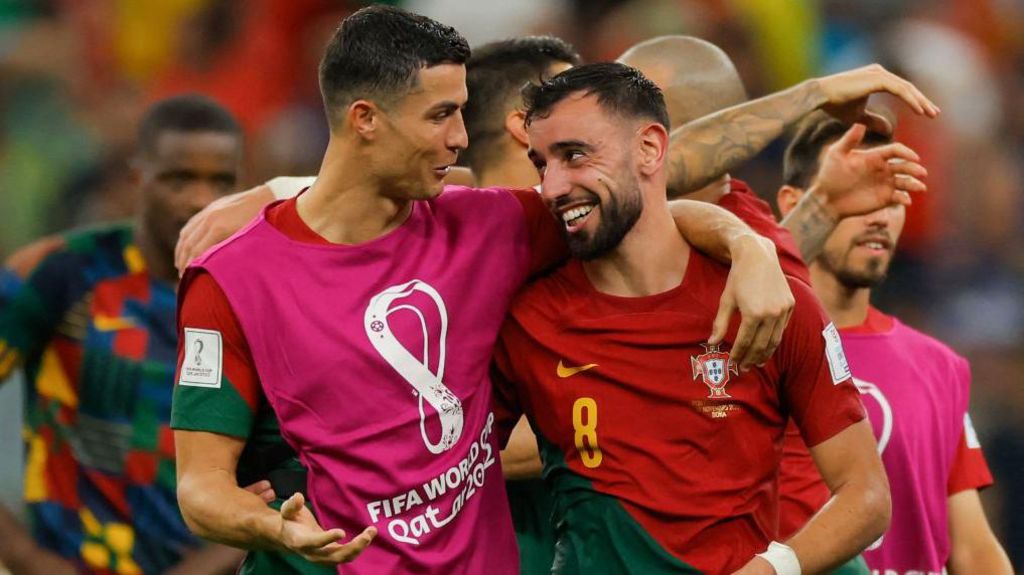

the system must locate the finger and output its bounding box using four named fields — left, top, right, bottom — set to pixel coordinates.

left=745, top=318, right=776, bottom=368
left=259, top=488, right=277, bottom=503
left=760, top=315, right=788, bottom=367
left=873, top=142, right=921, bottom=164
left=709, top=293, right=736, bottom=346
left=730, top=316, right=760, bottom=370
left=280, top=493, right=305, bottom=520
left=243, top=480, right=272, bottom=494
left=326, top=527, right=377, bottom=563
left=833, top=123, right=867, bottom=153
left=295, top=527, right=347, bottom=552
left=888, top=160, right=928, bottom=181
left=892, top=175, right=927, bottom=194
left=859, top=111, right=893, bottom=136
